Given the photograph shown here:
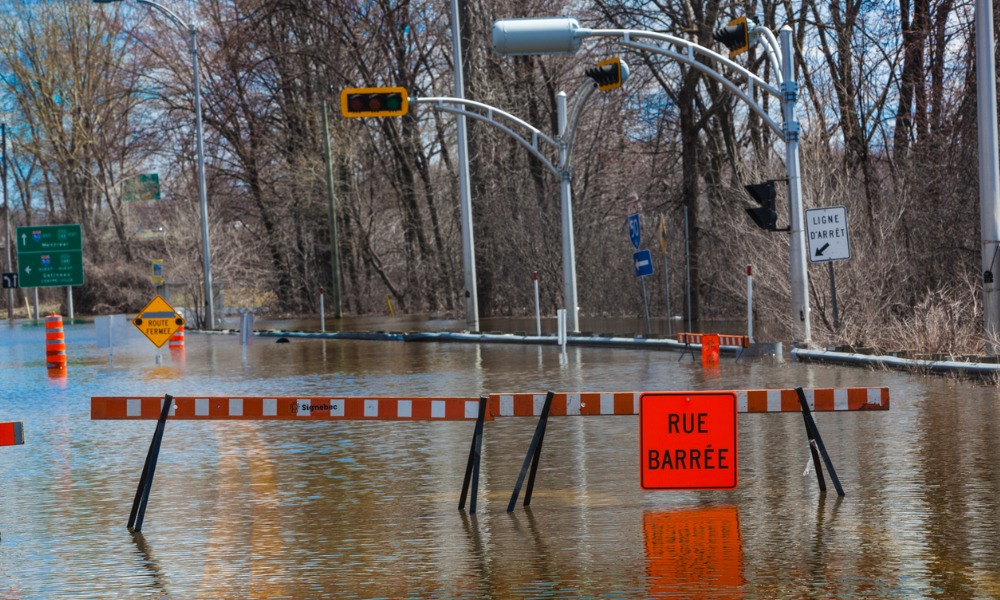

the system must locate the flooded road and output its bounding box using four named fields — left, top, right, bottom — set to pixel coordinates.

left=1, top=317, right=999, bottom=598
